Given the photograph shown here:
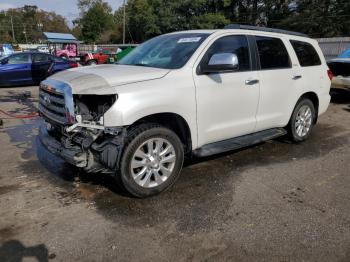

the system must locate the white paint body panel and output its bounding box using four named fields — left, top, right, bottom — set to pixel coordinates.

left=48, top=29, right=331, bottom=151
